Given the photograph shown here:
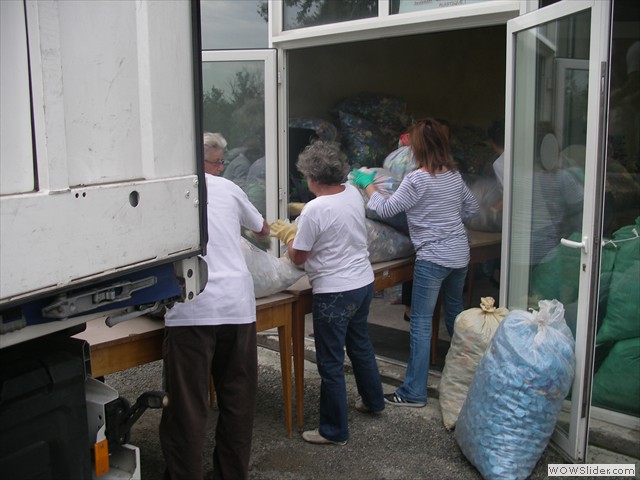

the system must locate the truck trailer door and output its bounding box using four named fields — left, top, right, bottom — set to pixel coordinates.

left=1, top=0, right=206, bottom=344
